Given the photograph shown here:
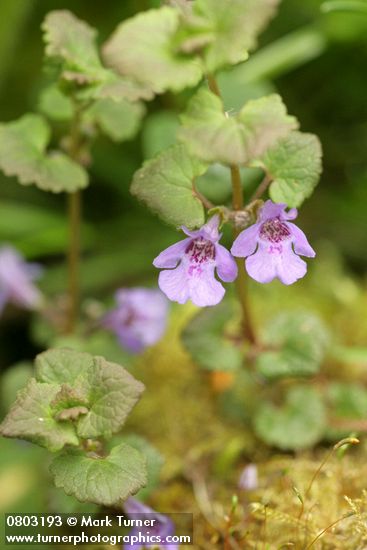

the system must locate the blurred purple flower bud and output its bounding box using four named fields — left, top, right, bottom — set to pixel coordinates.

left=153, top=215, right=237, bottom=307
left=238, top=464, right=258, bottom=491
left=0, top=245, right=43, bottom=314
left=123, top=497, right=179, bottom=550
left=231, top=200, right=315, bottom=285
left=103, top=287, right=169, bottom=353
